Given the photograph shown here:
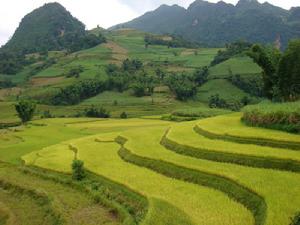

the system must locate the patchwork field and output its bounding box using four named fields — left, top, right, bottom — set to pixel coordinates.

left=0, top=113, right=296, bottom=225
left=0, top=30, right=247, bottom=123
